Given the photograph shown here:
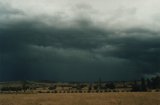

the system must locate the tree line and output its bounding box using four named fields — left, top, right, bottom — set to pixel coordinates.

left=132, top=76, right=160, bottom=92
left=0, top=76, right=160, bottom=93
